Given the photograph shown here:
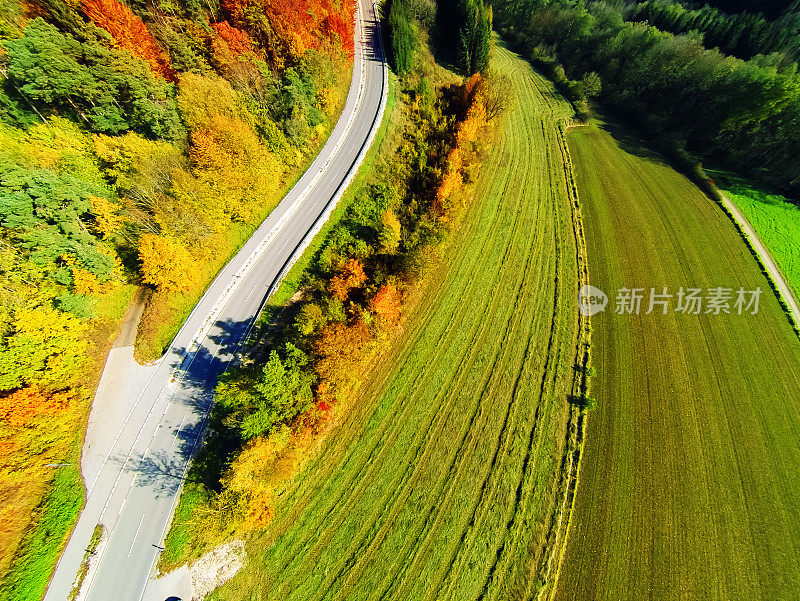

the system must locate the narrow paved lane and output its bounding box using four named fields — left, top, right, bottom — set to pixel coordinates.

left=43, top=2, right=386, bottom=599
